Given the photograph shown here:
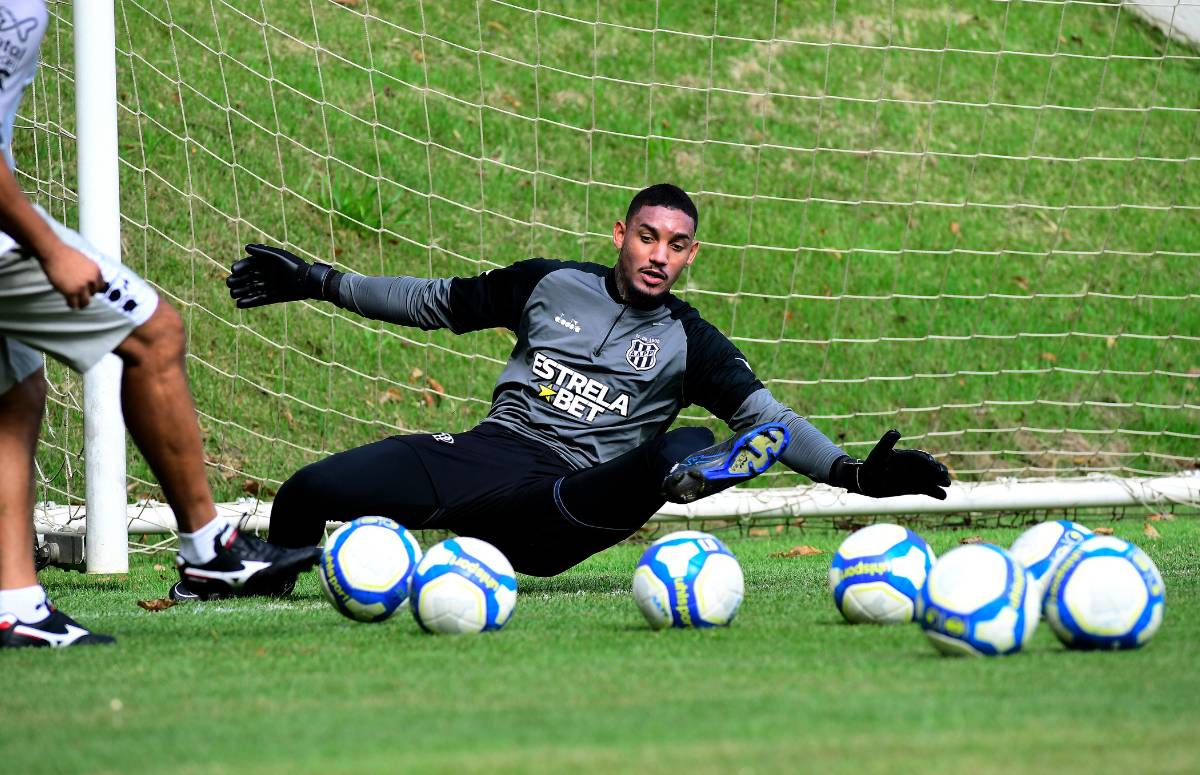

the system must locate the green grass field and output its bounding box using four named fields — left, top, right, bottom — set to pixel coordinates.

left=18, top=0, right=1199, bottom=506
left=9, top=5, right=1199, bottom=767
left=5, top=518, right=1198, bottom=774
